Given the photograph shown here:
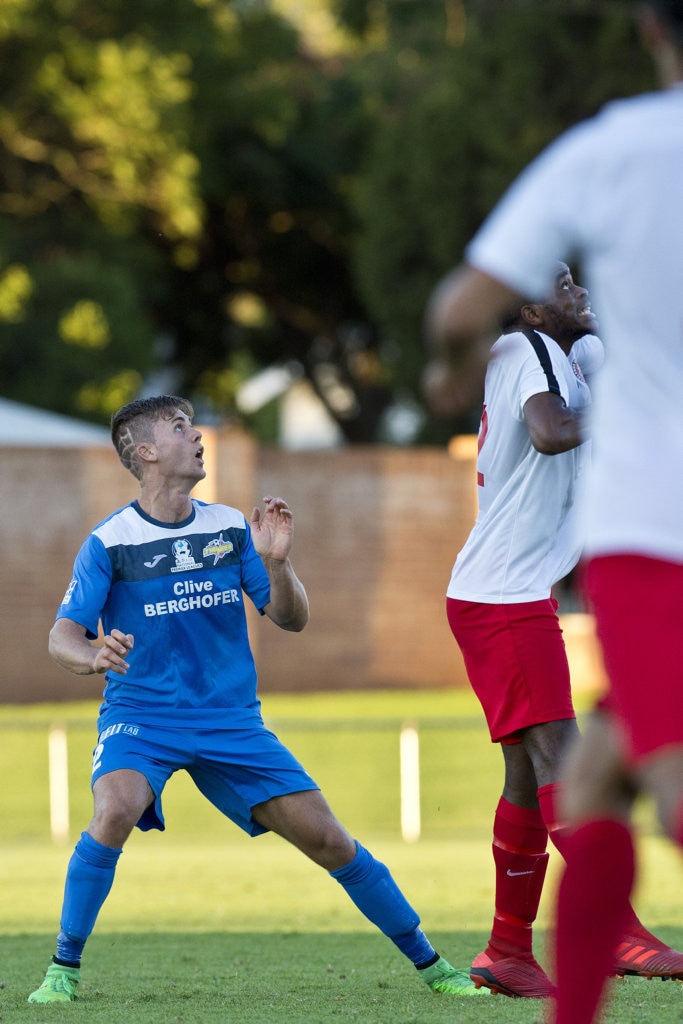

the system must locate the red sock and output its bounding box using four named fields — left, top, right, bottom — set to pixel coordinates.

left=538, top=782, right=656, bottom=941
left=554, top=819, right=635, bottom=1024
left=537, top=782, right=572, bottom=858
left=487, top=797, right=549, bottom=956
